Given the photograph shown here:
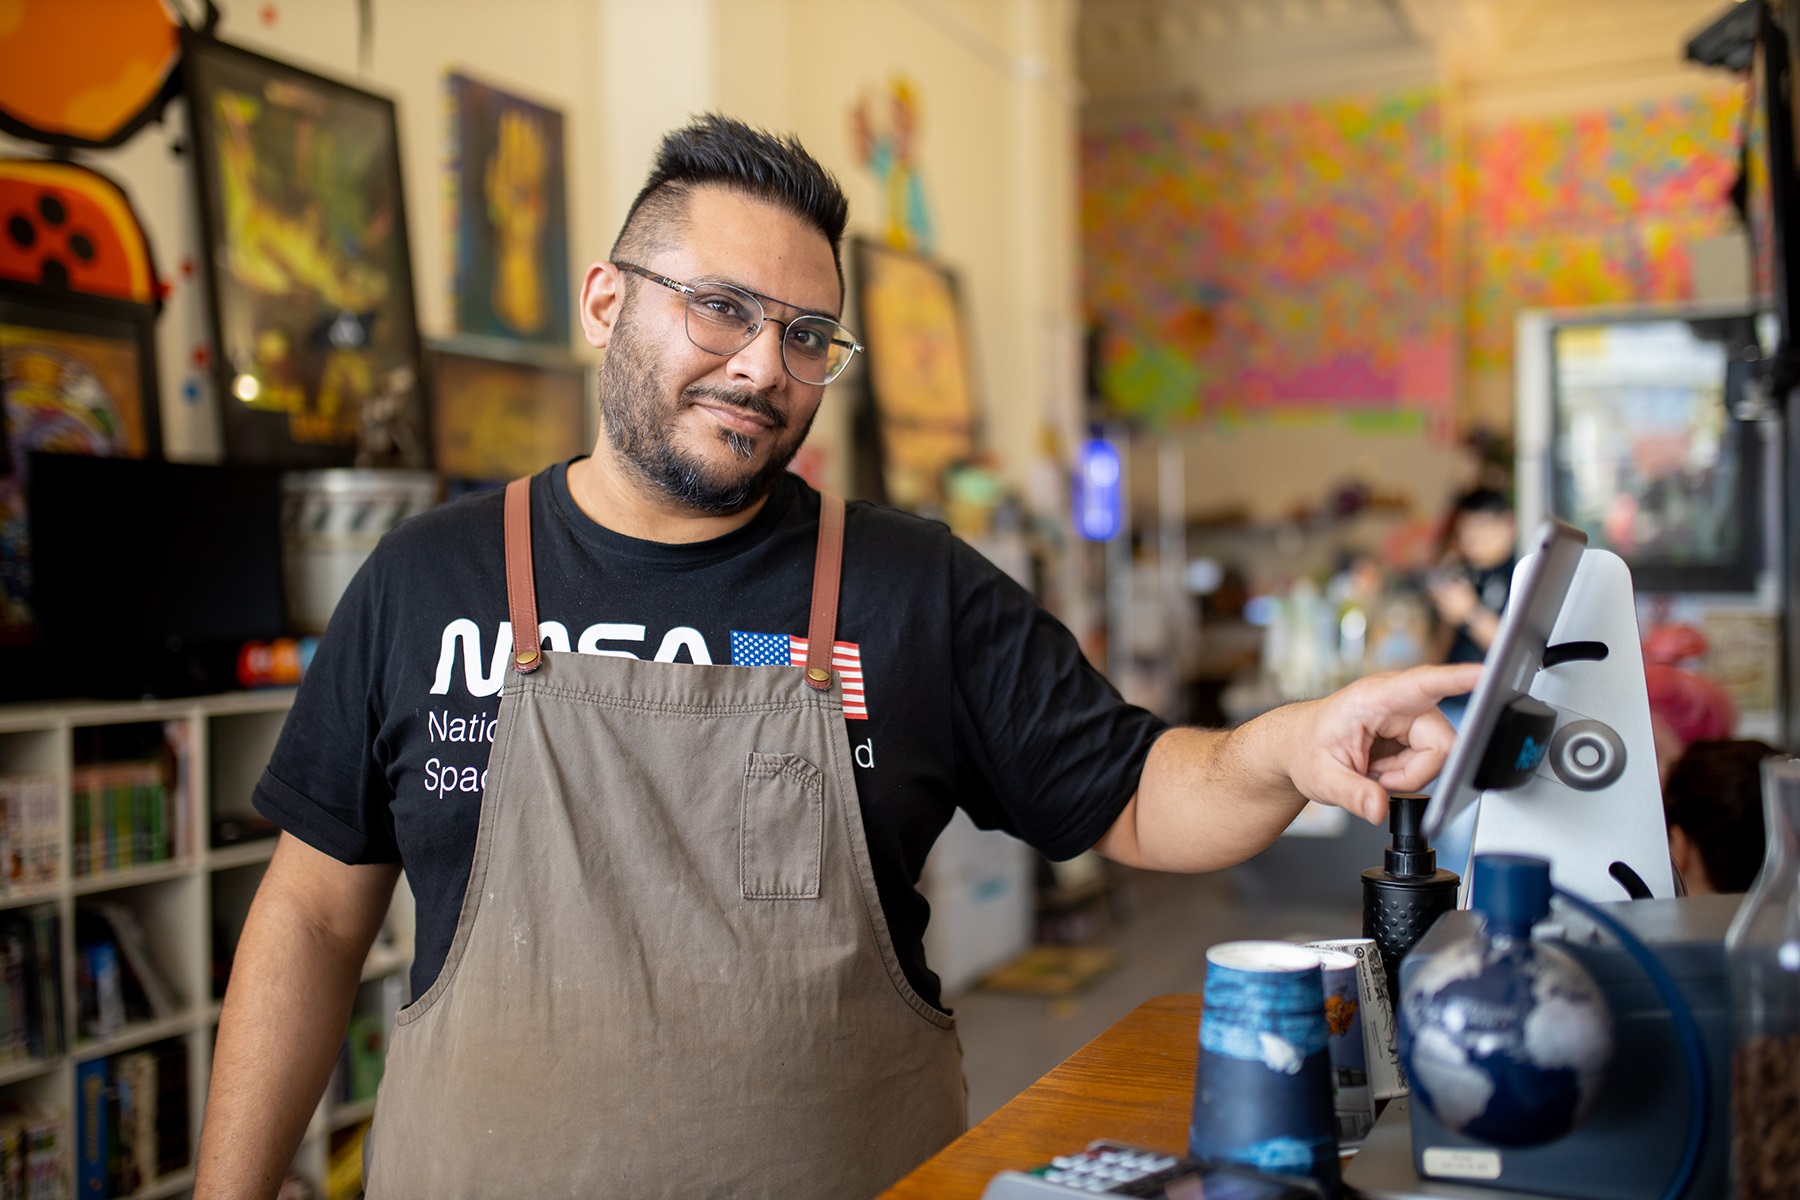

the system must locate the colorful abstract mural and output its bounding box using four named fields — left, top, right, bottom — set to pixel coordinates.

left=1081, top=92, right=1450, bottom=428
left=1464, top=89, right=1746, bottom=372
left=1082, top=85, right=1751, bottom=427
